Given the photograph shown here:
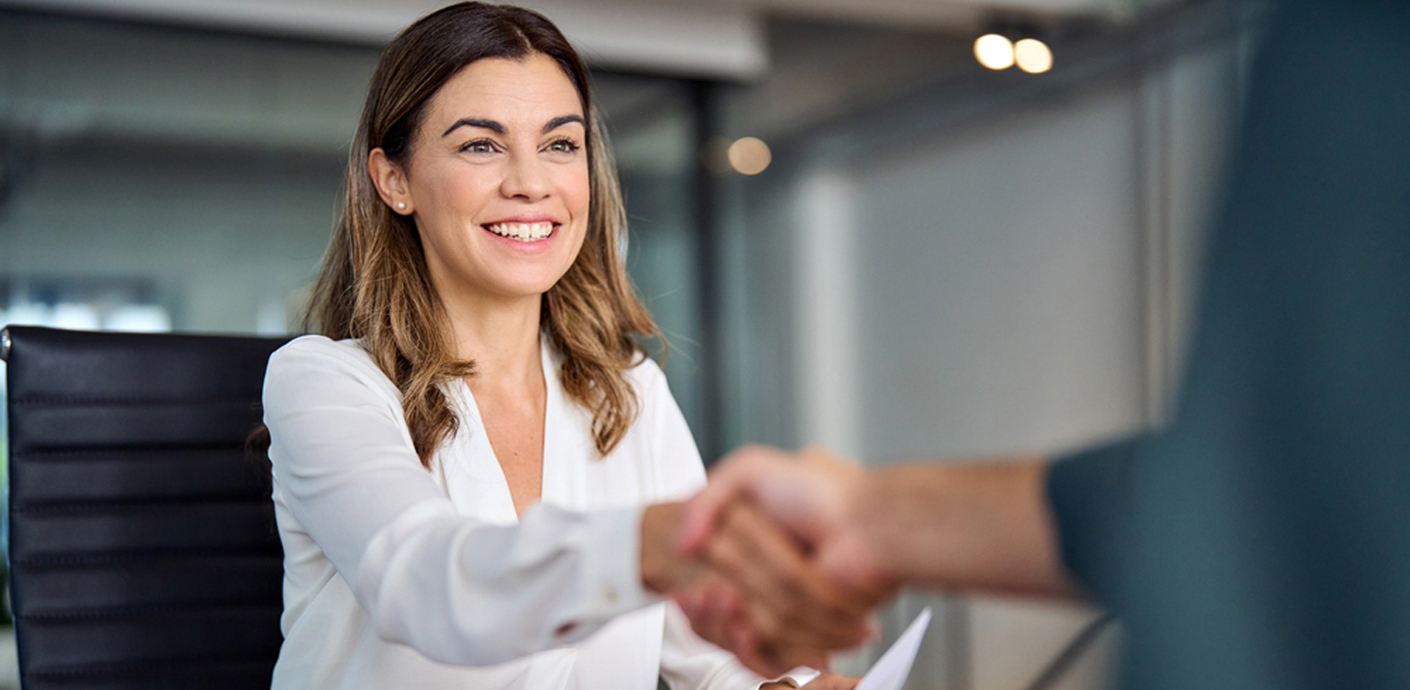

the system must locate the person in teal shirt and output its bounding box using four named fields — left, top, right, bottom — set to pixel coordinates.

left=677, top=1, right=1410, bottom=687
